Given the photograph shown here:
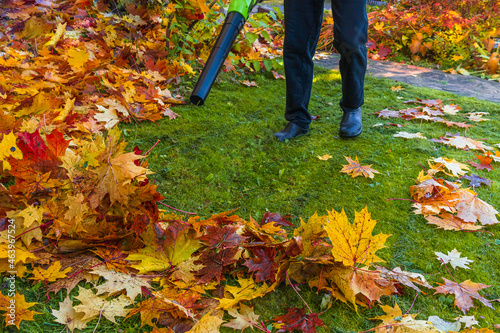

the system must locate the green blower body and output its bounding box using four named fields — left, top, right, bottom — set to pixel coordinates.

left=190, top=0, right=262, bottom=106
